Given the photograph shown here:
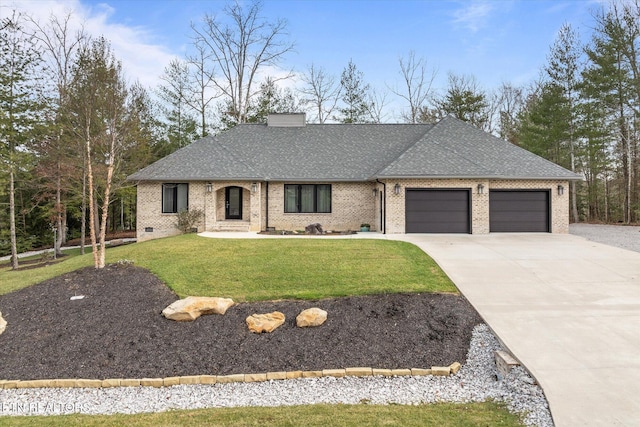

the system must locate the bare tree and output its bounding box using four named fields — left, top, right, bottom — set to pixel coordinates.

left=28, top=11, right=86, bottom=256
left=494, top=82, right=525, bottom=143
left=299, top=63, right=341, bottom=123
left=367, top=88, right=390, bottom=123
left=392, top=51, right=437, bottom=123
left=190, top=0, right=294, bottom=126
left=184, top=43, right=218, bottom=136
